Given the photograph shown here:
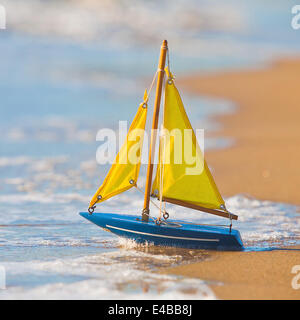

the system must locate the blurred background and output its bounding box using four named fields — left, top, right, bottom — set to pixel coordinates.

left=1, top=0, right=299, bottom=197
left=0, top=0, right=300, bottom=299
